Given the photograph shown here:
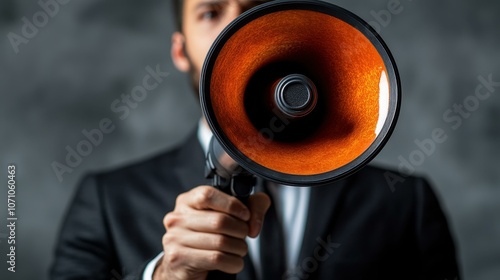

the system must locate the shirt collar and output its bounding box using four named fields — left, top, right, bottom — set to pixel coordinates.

left=197, top=118, right=213, bottom=155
